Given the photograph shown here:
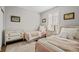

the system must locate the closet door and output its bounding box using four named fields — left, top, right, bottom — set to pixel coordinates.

left=0, top=7, right=3, bottom=48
